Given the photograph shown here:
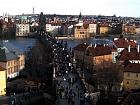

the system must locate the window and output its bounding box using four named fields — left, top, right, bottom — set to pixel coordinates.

left=8, top=61, right=10, bottom=66
left=8, top=68, right=10, bottom=74
left=136, top=73, right=139, bottom=78
left=127, top=72, right=130, bottom=77
left=126, top=80, right=130, bottom=84
left=134, top=80, right=138, bottom=85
